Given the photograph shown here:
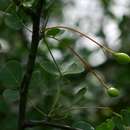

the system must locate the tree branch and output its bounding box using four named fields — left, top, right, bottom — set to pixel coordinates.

left=12, top=0, right=21, bottom=6
left=18, top=0, right=44, bottom=130
left=24, top=120, right=82, bottom=130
